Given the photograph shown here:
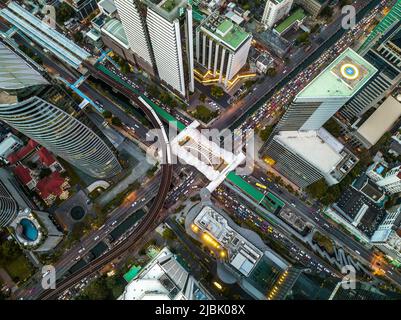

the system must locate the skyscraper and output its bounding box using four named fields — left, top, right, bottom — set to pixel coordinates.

left=275, top=48, right=377, bottom=132
left=264, top=49, right=375, bottom=188
left=113, top=0, right=156, bottom=71
left=0, top=168, right=33, bottom=227
left=0, top=41, right=121, bottom=179
left=338, top=21, right=401, bottom=125
left=114, top=0, right=194, bottom=98
left=195, top=12, right=252, bottom=88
